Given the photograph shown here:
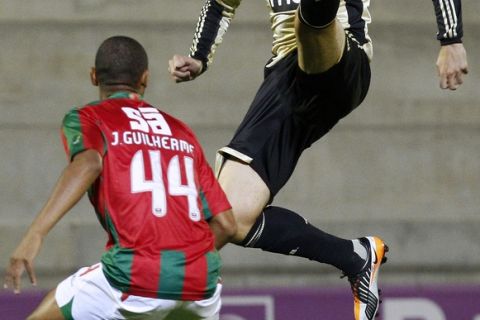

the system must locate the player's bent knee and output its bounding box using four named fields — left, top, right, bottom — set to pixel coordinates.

left=298, top=0, right=340, bottom=29
left=223, top=201, right=265, bottom=244
left=230, top=208, right=261, bottom=244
